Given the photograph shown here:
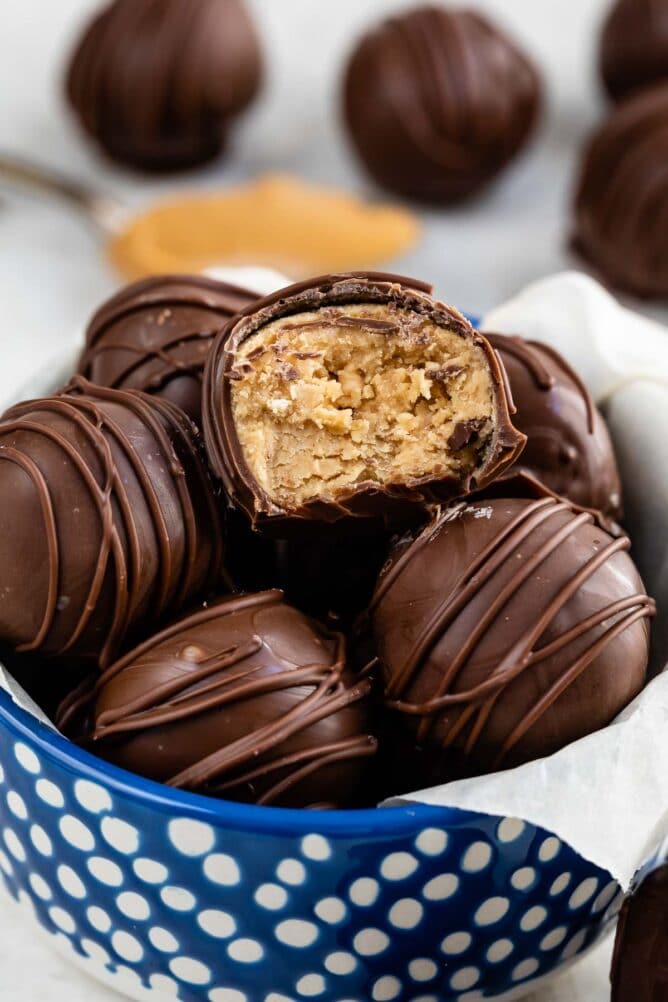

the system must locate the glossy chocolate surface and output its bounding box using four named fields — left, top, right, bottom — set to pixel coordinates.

left=66, top=0, right=262, bottom=171
left=0, top=378, right=223, bottom=668
left=343, top=5, right=541, bottom=203
left=67, top=591, right=378, bottom=808
left=573, top=85, right=668, bottom=299
left=485, top=332, right=622, bottom=517
left=371, top=494, right=654, bottom=786
left=79, top=274, right=258, bottom=422
left=611, top=862, right=668, bottom=1001
left=202, top=271, right=525, bottom=531
left=601, top=0, right=668, bottom=102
